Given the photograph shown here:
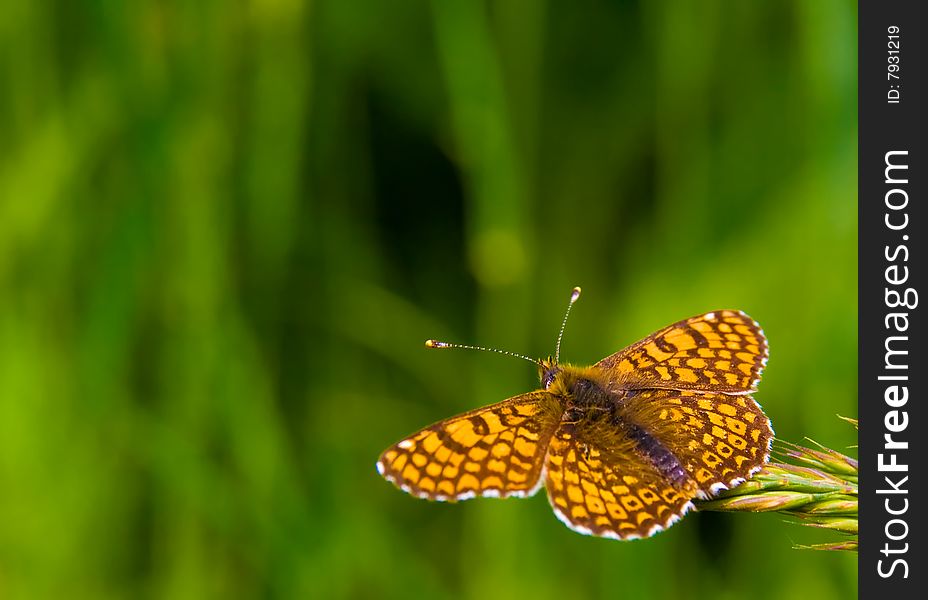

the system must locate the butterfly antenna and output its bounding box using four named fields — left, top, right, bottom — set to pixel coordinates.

left=554, top=286, right=582, bottom=364
left=425, top=340, right=542, bottom=367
